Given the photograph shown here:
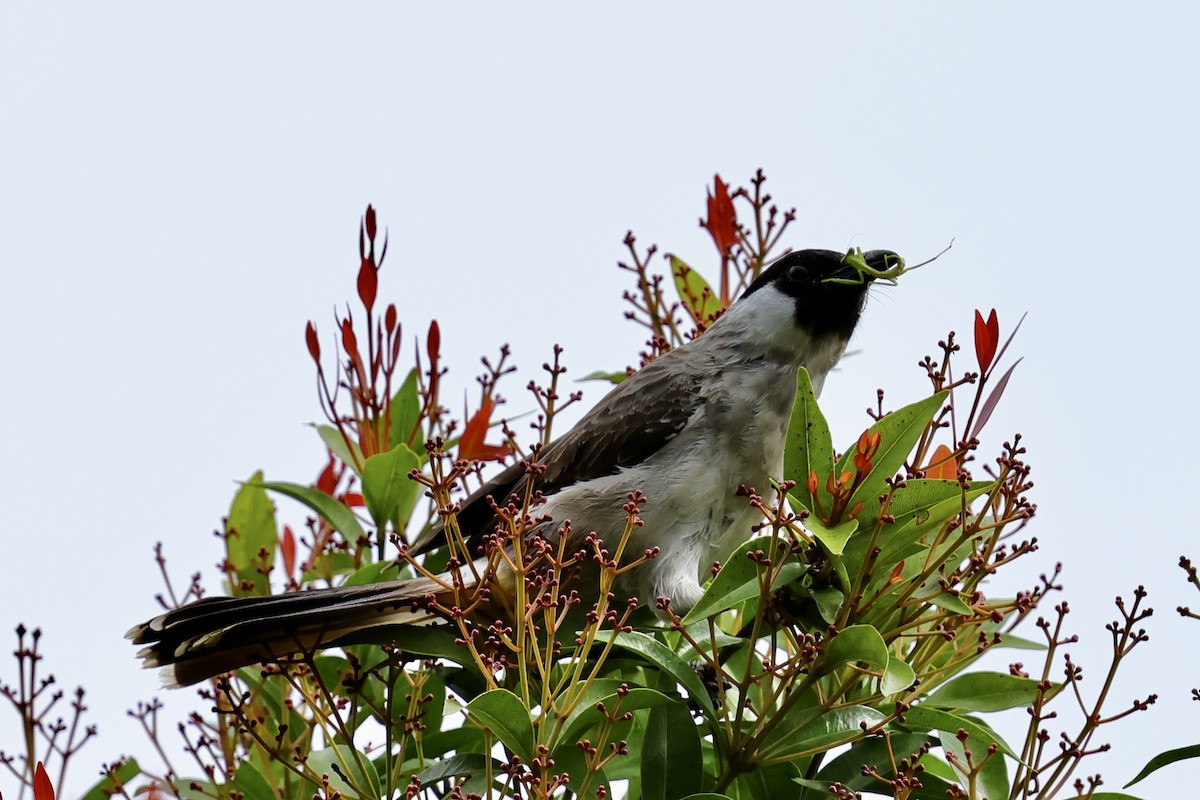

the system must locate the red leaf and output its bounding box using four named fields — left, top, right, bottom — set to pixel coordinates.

left=459, top=398, right=510, bottom=462
left=34, top=763, right=54, bottom=800
left=357, top=257, right=378, bottom=311
left=305, top=321, right=320, bottom=363
left=888, top=562, right=905, bottom=586
left=316, top=455, right=338, bottom=496
left=280, top=525, right=296, bottom=579
left=701, top=174, right=738, bottom=259
left=970, top=358, right=1023, bottom=440
left=974, top=309, right=999, bottom=374
left=924, top=444, right=957, bottom=480
left=344, top=492, right=365, bottom=507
